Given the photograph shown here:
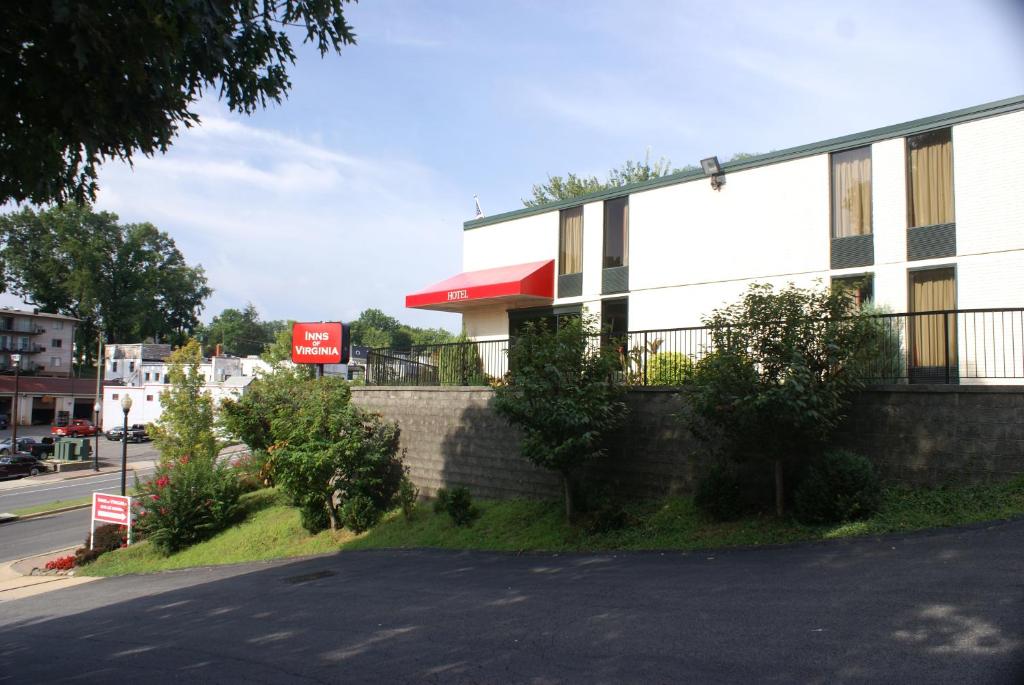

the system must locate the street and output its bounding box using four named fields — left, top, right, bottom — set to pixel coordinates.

left=0, top=509, right=90, bottom=563
left=1, top=519, right=1022, bottom=683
